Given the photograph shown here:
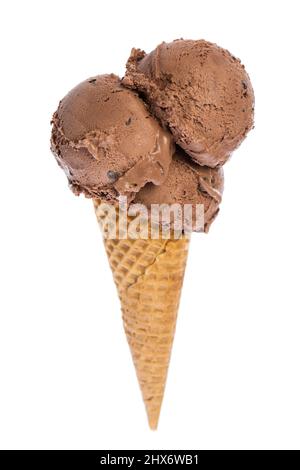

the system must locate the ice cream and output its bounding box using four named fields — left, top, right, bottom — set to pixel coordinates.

left=123, top=39, right=254, bottom=167
left=51, top=74, right=174, bottom=202
left=134, top=150, right=224, bottom=232
left=50, top=37, right=254, bottom=430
